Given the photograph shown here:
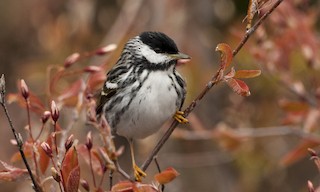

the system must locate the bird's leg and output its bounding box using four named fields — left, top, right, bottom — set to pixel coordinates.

left=174, top=111, right=189, bottom=123
left=129, top=139, right=147, bottom=182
